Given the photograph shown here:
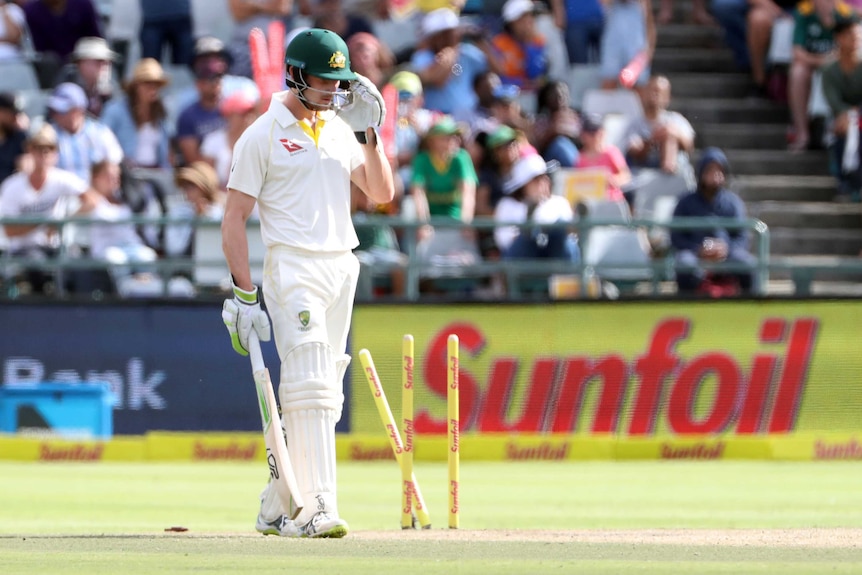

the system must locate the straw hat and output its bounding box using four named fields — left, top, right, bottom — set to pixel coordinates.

left=176, top=161, right=220, bottom=201
left=127, top=58, right=169, bottom=88
left=26, top=123, right=59, bottom=148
